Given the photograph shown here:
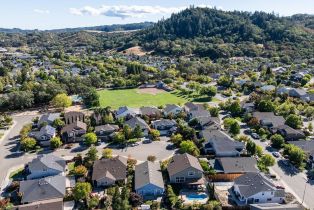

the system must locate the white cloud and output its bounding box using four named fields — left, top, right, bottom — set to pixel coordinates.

left=34, top=9, right=50, bottom=14
left=69, top=5, right=212, bottom=19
